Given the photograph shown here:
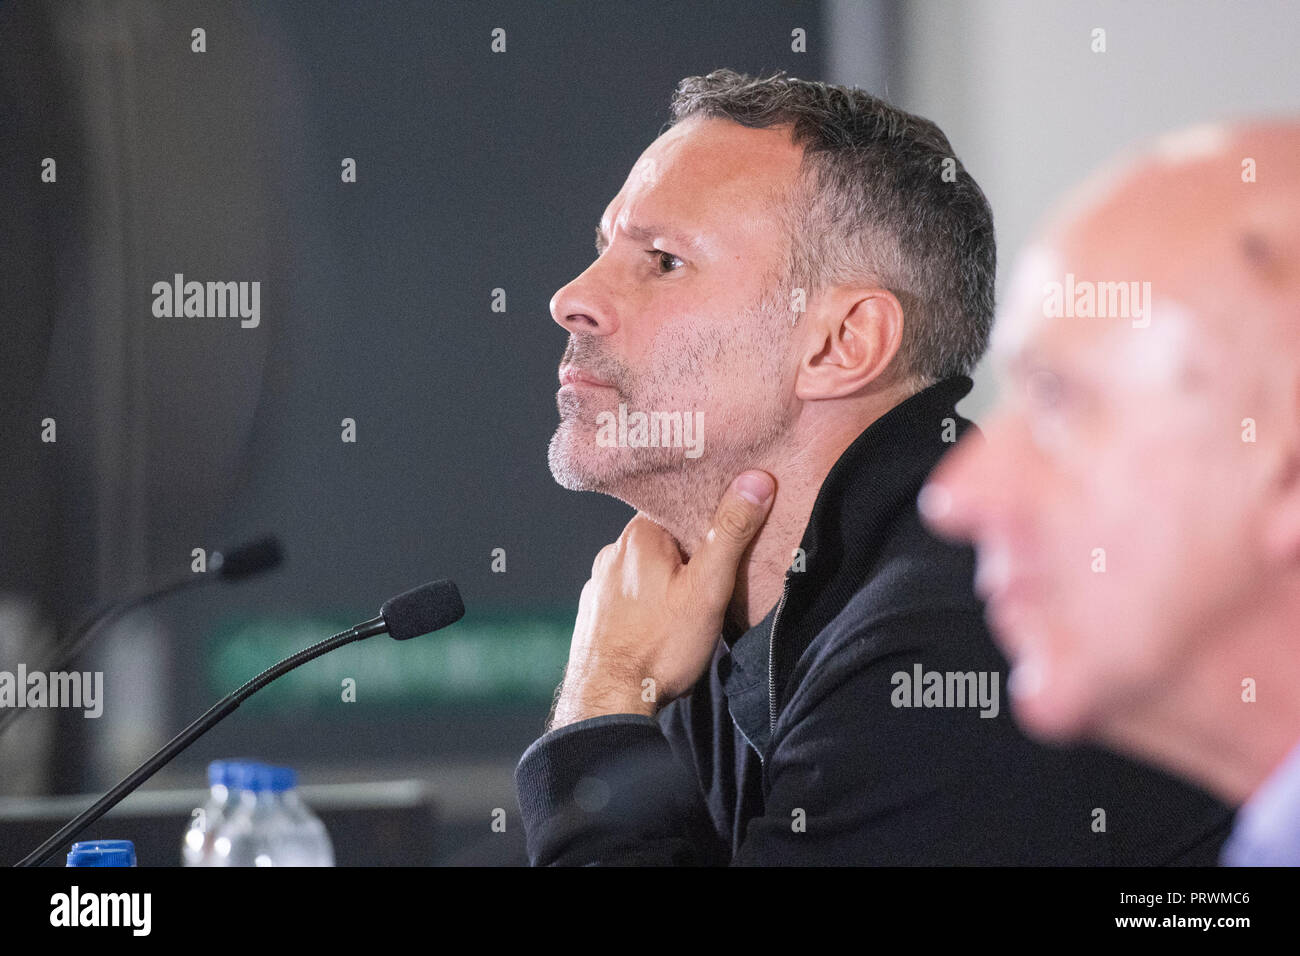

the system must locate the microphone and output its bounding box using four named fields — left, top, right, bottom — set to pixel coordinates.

left=0, top=536, right=284, bottom=740
left=13, top=579, right=465, bottom=868
left=380, top=579, right=465, bottom=641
